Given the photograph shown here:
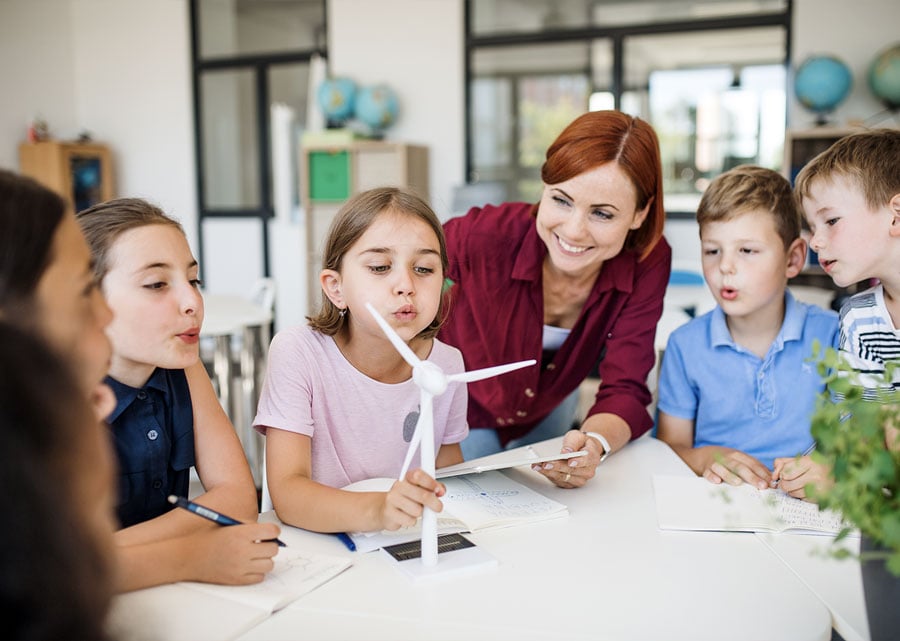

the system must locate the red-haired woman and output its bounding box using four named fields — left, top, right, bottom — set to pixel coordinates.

left=440, top=110, right=671, bottom=488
